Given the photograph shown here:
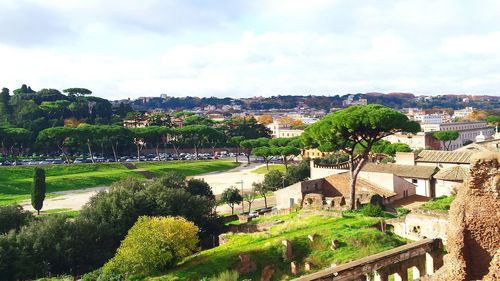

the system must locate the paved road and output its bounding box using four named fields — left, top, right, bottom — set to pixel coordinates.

left=193, top=162, right=265, bottom=195
left=21, top=163, right=268, bottom=212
